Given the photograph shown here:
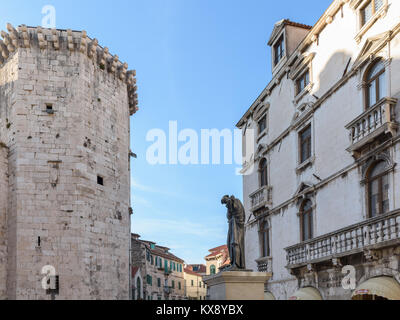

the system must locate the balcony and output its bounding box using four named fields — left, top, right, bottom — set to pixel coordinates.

left=255, top=257, right=272, bottom=273
left=285, top=209, right=400, bottom=269
left=249, top=186, right=273, bottom=212
left=345, top=98, right=398, bottom=154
